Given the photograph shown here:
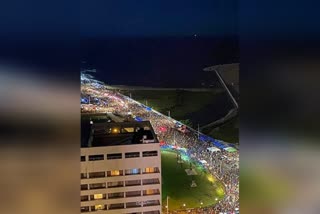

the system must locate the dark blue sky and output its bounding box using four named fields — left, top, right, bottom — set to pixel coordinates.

left=1, top=0, right=318, bottom=40
left=80, top=0, right=237, bottom=38
left=79, top=0, right=239, bottom=86
left=0, top=0, right=238, bottom=85
left=0, top=0, right=236, bottom=39
left=0, top=0, right=318, bottom=86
